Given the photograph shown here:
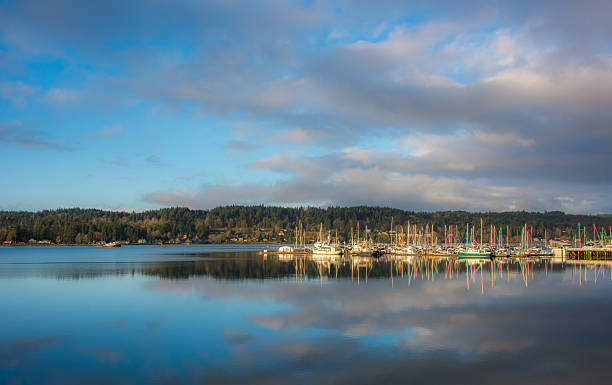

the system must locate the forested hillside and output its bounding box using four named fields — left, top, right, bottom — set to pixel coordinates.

left=1, top=206, right=610, bottom=245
